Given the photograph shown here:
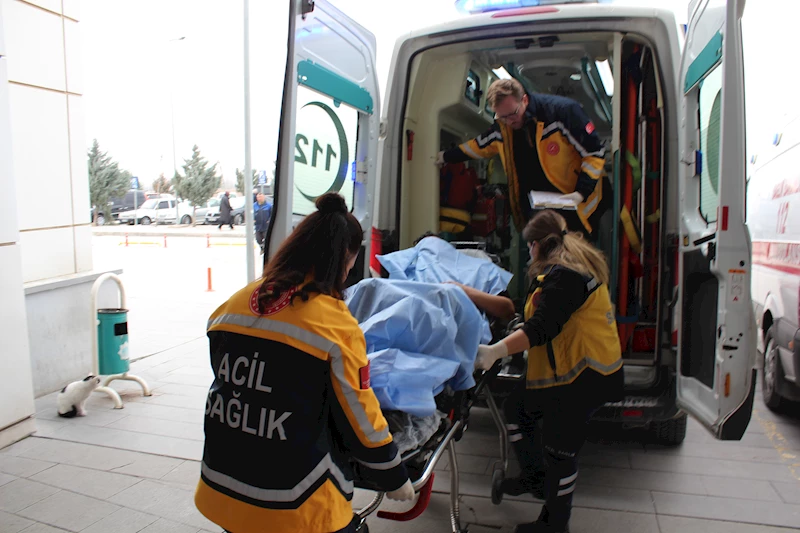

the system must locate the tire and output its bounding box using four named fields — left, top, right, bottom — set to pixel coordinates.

left=180, top=215, right=192, bottom=224
left=140, top=217, right=151, bottom=226
left=234, top=214, right=244, bottom=225
left=652, top=413, right=687, bottom=446
left=96, top=214, right=105, bottom=226
left=762, top=326, right=784, bottom=412
left=491, top=466, right=504, bottom=505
